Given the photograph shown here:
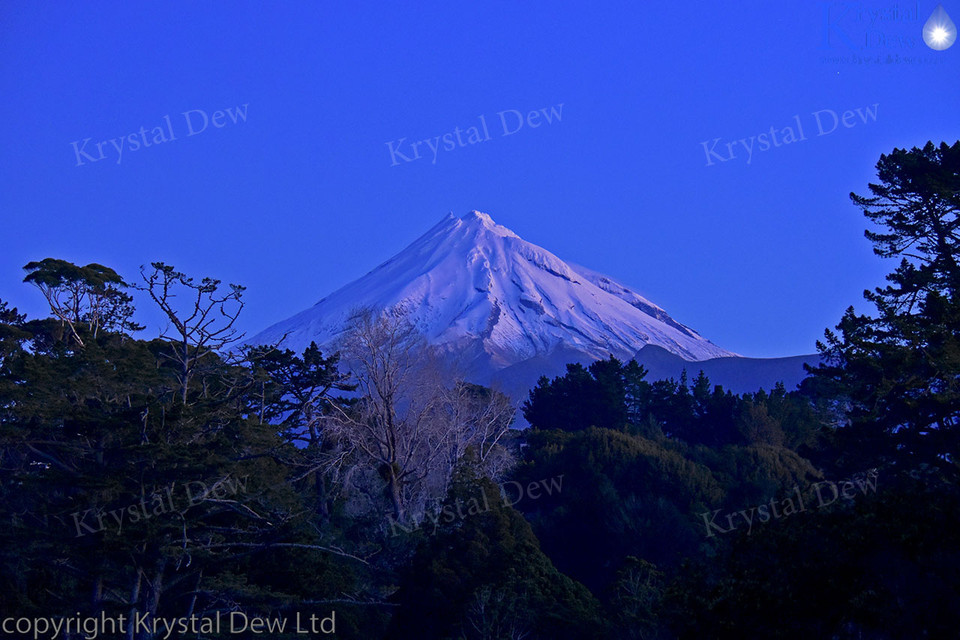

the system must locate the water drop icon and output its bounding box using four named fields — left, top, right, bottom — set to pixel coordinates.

left=923, top=4, right=957, bottom=50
